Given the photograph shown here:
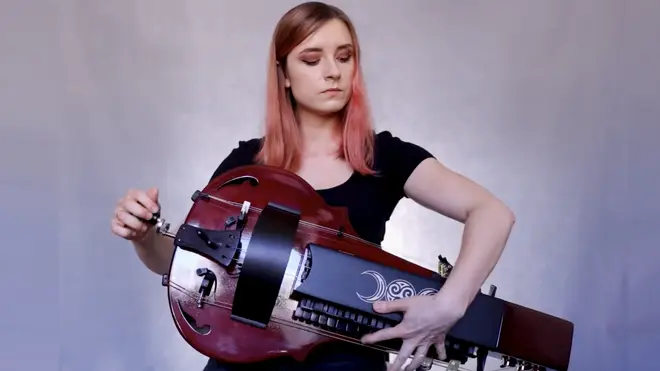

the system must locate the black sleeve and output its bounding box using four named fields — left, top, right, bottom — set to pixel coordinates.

left=208, top=138, right=261, bottom=182
left=376, top=131, right=435, bottom=197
